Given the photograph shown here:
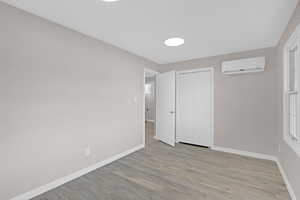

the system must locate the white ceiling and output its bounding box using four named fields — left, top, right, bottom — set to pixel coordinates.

left=1, top=0, right=298, bottom=64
